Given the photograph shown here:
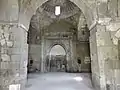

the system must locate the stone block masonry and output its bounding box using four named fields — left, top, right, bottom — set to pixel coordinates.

left=0, top=24, right=28, bottom=90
